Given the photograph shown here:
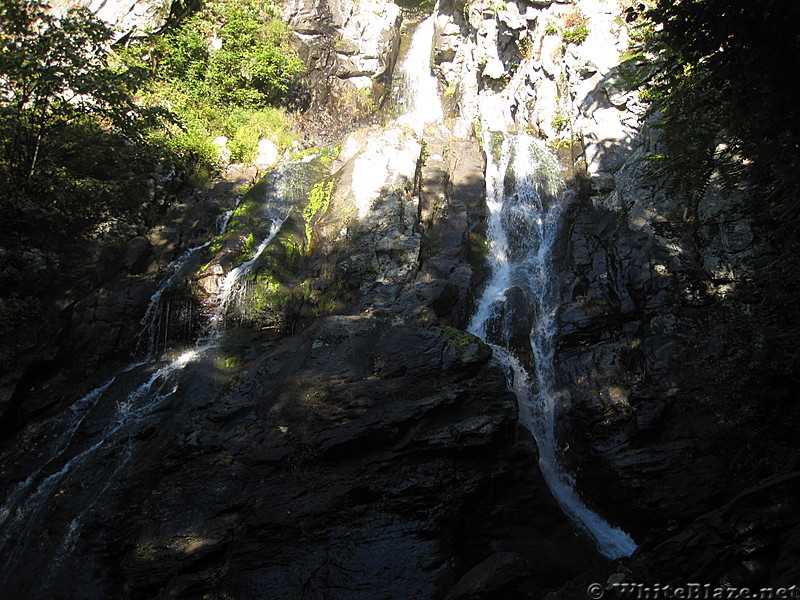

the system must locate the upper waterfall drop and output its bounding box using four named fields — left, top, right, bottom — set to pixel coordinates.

left=396, top=5, right=443, bottom=133
left=468, top=130, right=637, bottom=560
left=346, top=5, right=444, bottom=221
